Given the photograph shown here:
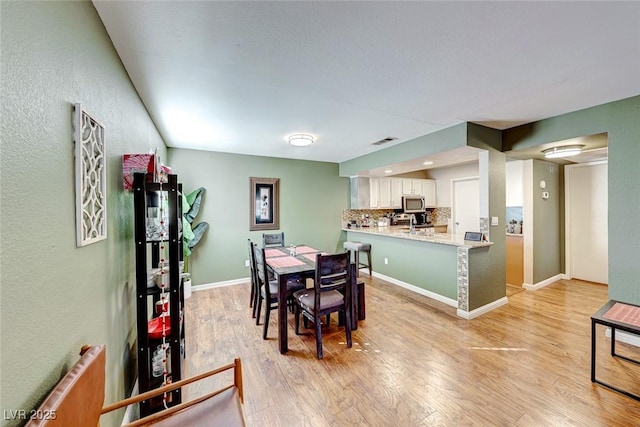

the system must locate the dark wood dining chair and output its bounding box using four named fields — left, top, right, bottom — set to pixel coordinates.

left=262, top=232, right=285, bottom=248
left=293, top=252, right=353, bottom=359
left=248, top=239, right=260, bottom=318
left=254, top=245, right=306, bottom=340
